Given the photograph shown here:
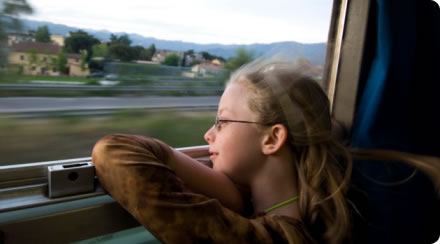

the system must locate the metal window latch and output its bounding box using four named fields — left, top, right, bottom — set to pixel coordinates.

left=48, top=162, right=95, bottom=198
